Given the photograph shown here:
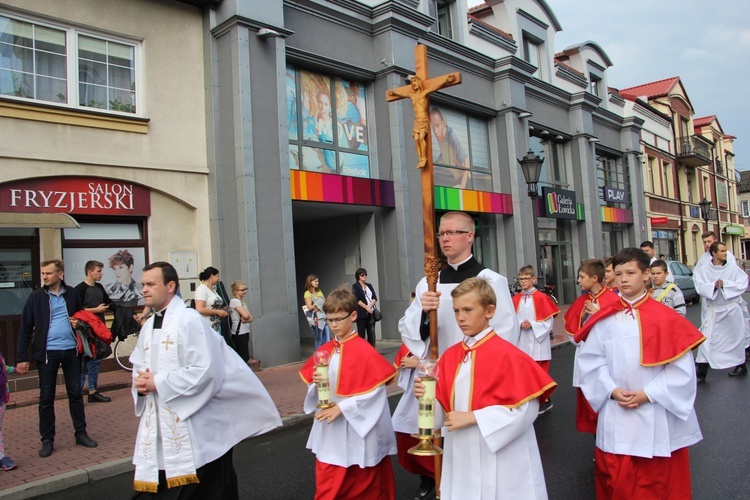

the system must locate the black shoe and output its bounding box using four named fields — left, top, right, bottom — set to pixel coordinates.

left=75, top=434, right=98, bottom=448
left=413, top=475, right=435, bottom=500
left=39, top=440, right=54, bottom=458
left=729, top=365, right=747, bottom=377
left=538, top=400, right=554, bottom=414
left=88, top=391, right=112, bottom=403
left=696, top=363, right=709, bottom=381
